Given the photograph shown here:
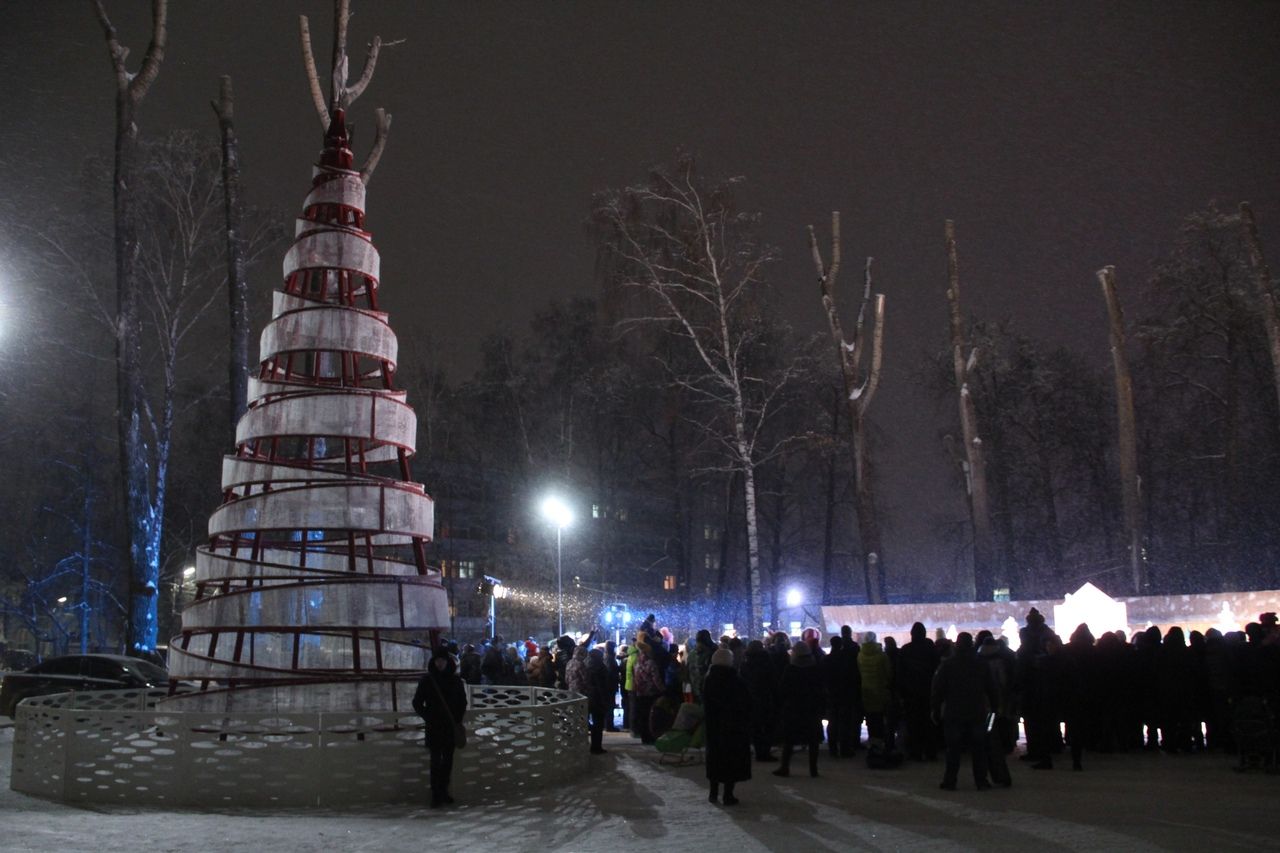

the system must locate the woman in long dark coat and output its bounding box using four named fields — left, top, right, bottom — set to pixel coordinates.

left=412, top=646, right=469, bottom=808
left=740, top=639, right=780, bottom=761
left=703, top=648, right=752, bottom=805
left=773, top=640, right=826, bottom=778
